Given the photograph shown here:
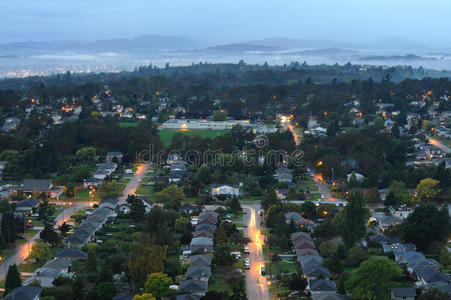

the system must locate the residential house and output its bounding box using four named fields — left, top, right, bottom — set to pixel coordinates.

left=211, top=184, right=240, bottom=197
left=5, top=286, right=41, bottom=300
left=118, top=204, right=131, bottom=214
left=2, top=117, right=21, bottom=132
left=303, top=265, right=331, bottom=280
left=15, top=198, right=40, bottom=212
left=55, top=248, right=87, bottom=259
left=391, top=288, right=416, bottom=300
left=298, top=255, right=323, bottom=269
left=190, top=237, right=214, bottom=254
left=192, top=228, right=215, bottom=239
left=285, top=212, right=314, bottom=228
left=274, top=167, right=293, bottom=183
left=178, top=279, right=208, bottom=296
left=307, top=279, right=337, bottom=295
left=83, top=178, right=102, bottom=188
left=373, top=212, right=402, bottom=232
left=186, top=265, right=211, bottom=281
left=388, top=205, right=414, bottom=219
left=106, top=152, right=123, bottom=163
left=179, top=204, right=198, bottom=215
left=99, top=198, right=118, bottom=210
left=20, top=179, right=64, bottom=199
left=27, top=267, right=62, bottom=287
left=176, top=295, right=200, bottom=300
left=415, top=267, right=450, bottom=287
left=190, top=255, right=212, bottom=267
